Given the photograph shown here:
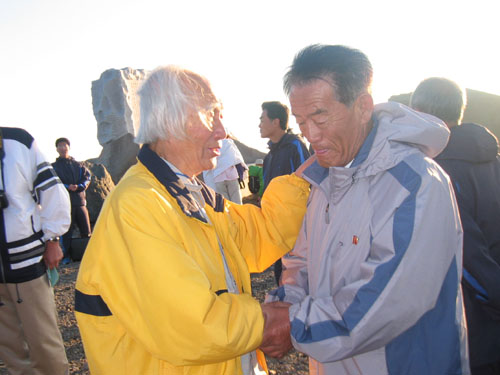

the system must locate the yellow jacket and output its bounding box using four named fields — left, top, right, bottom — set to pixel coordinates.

left=75, top=145, right=309, bottom=374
